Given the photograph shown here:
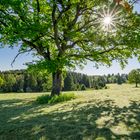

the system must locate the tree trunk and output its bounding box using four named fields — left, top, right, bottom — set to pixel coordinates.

left=136, top=82, right=138, bottom=88
left=51, top=70, right=62, bottom=96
